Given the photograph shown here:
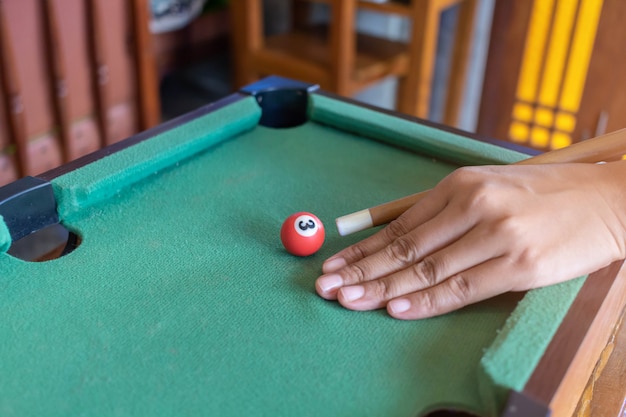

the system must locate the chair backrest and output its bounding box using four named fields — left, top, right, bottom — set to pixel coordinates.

left=477, top=0, right=626, bottom=151
left=0, top=0, right=159, bottom=185
left=230, top=0, right=477, bottom=124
